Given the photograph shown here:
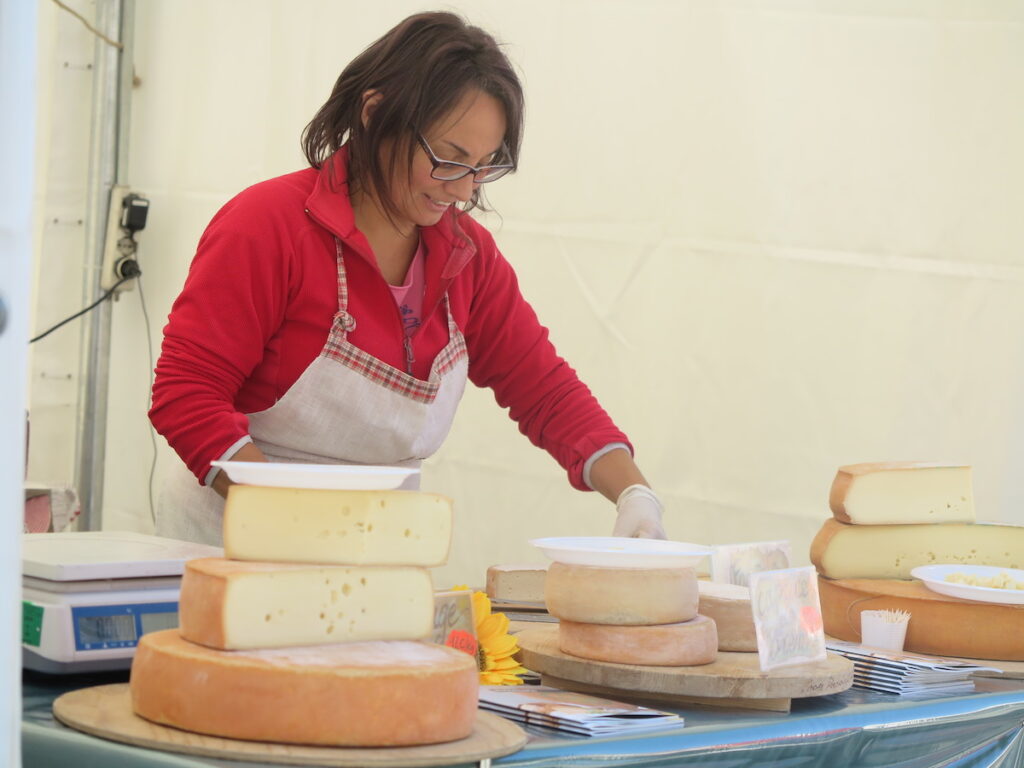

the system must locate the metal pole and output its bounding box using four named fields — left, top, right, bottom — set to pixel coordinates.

left=77, top=0, right=133, bottom=529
